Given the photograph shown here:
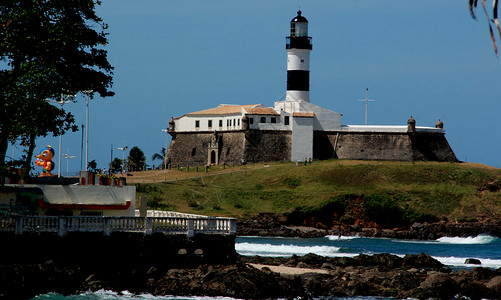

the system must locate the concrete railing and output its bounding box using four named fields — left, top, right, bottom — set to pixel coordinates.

left=136, top=209, right=219, bottom=219
left=0, top=215, right=237, bottom=237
